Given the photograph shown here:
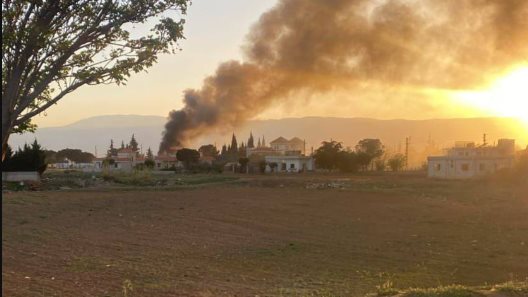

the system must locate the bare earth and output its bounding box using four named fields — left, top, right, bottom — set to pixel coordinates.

left=2, top=175, right=528, bottom=296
